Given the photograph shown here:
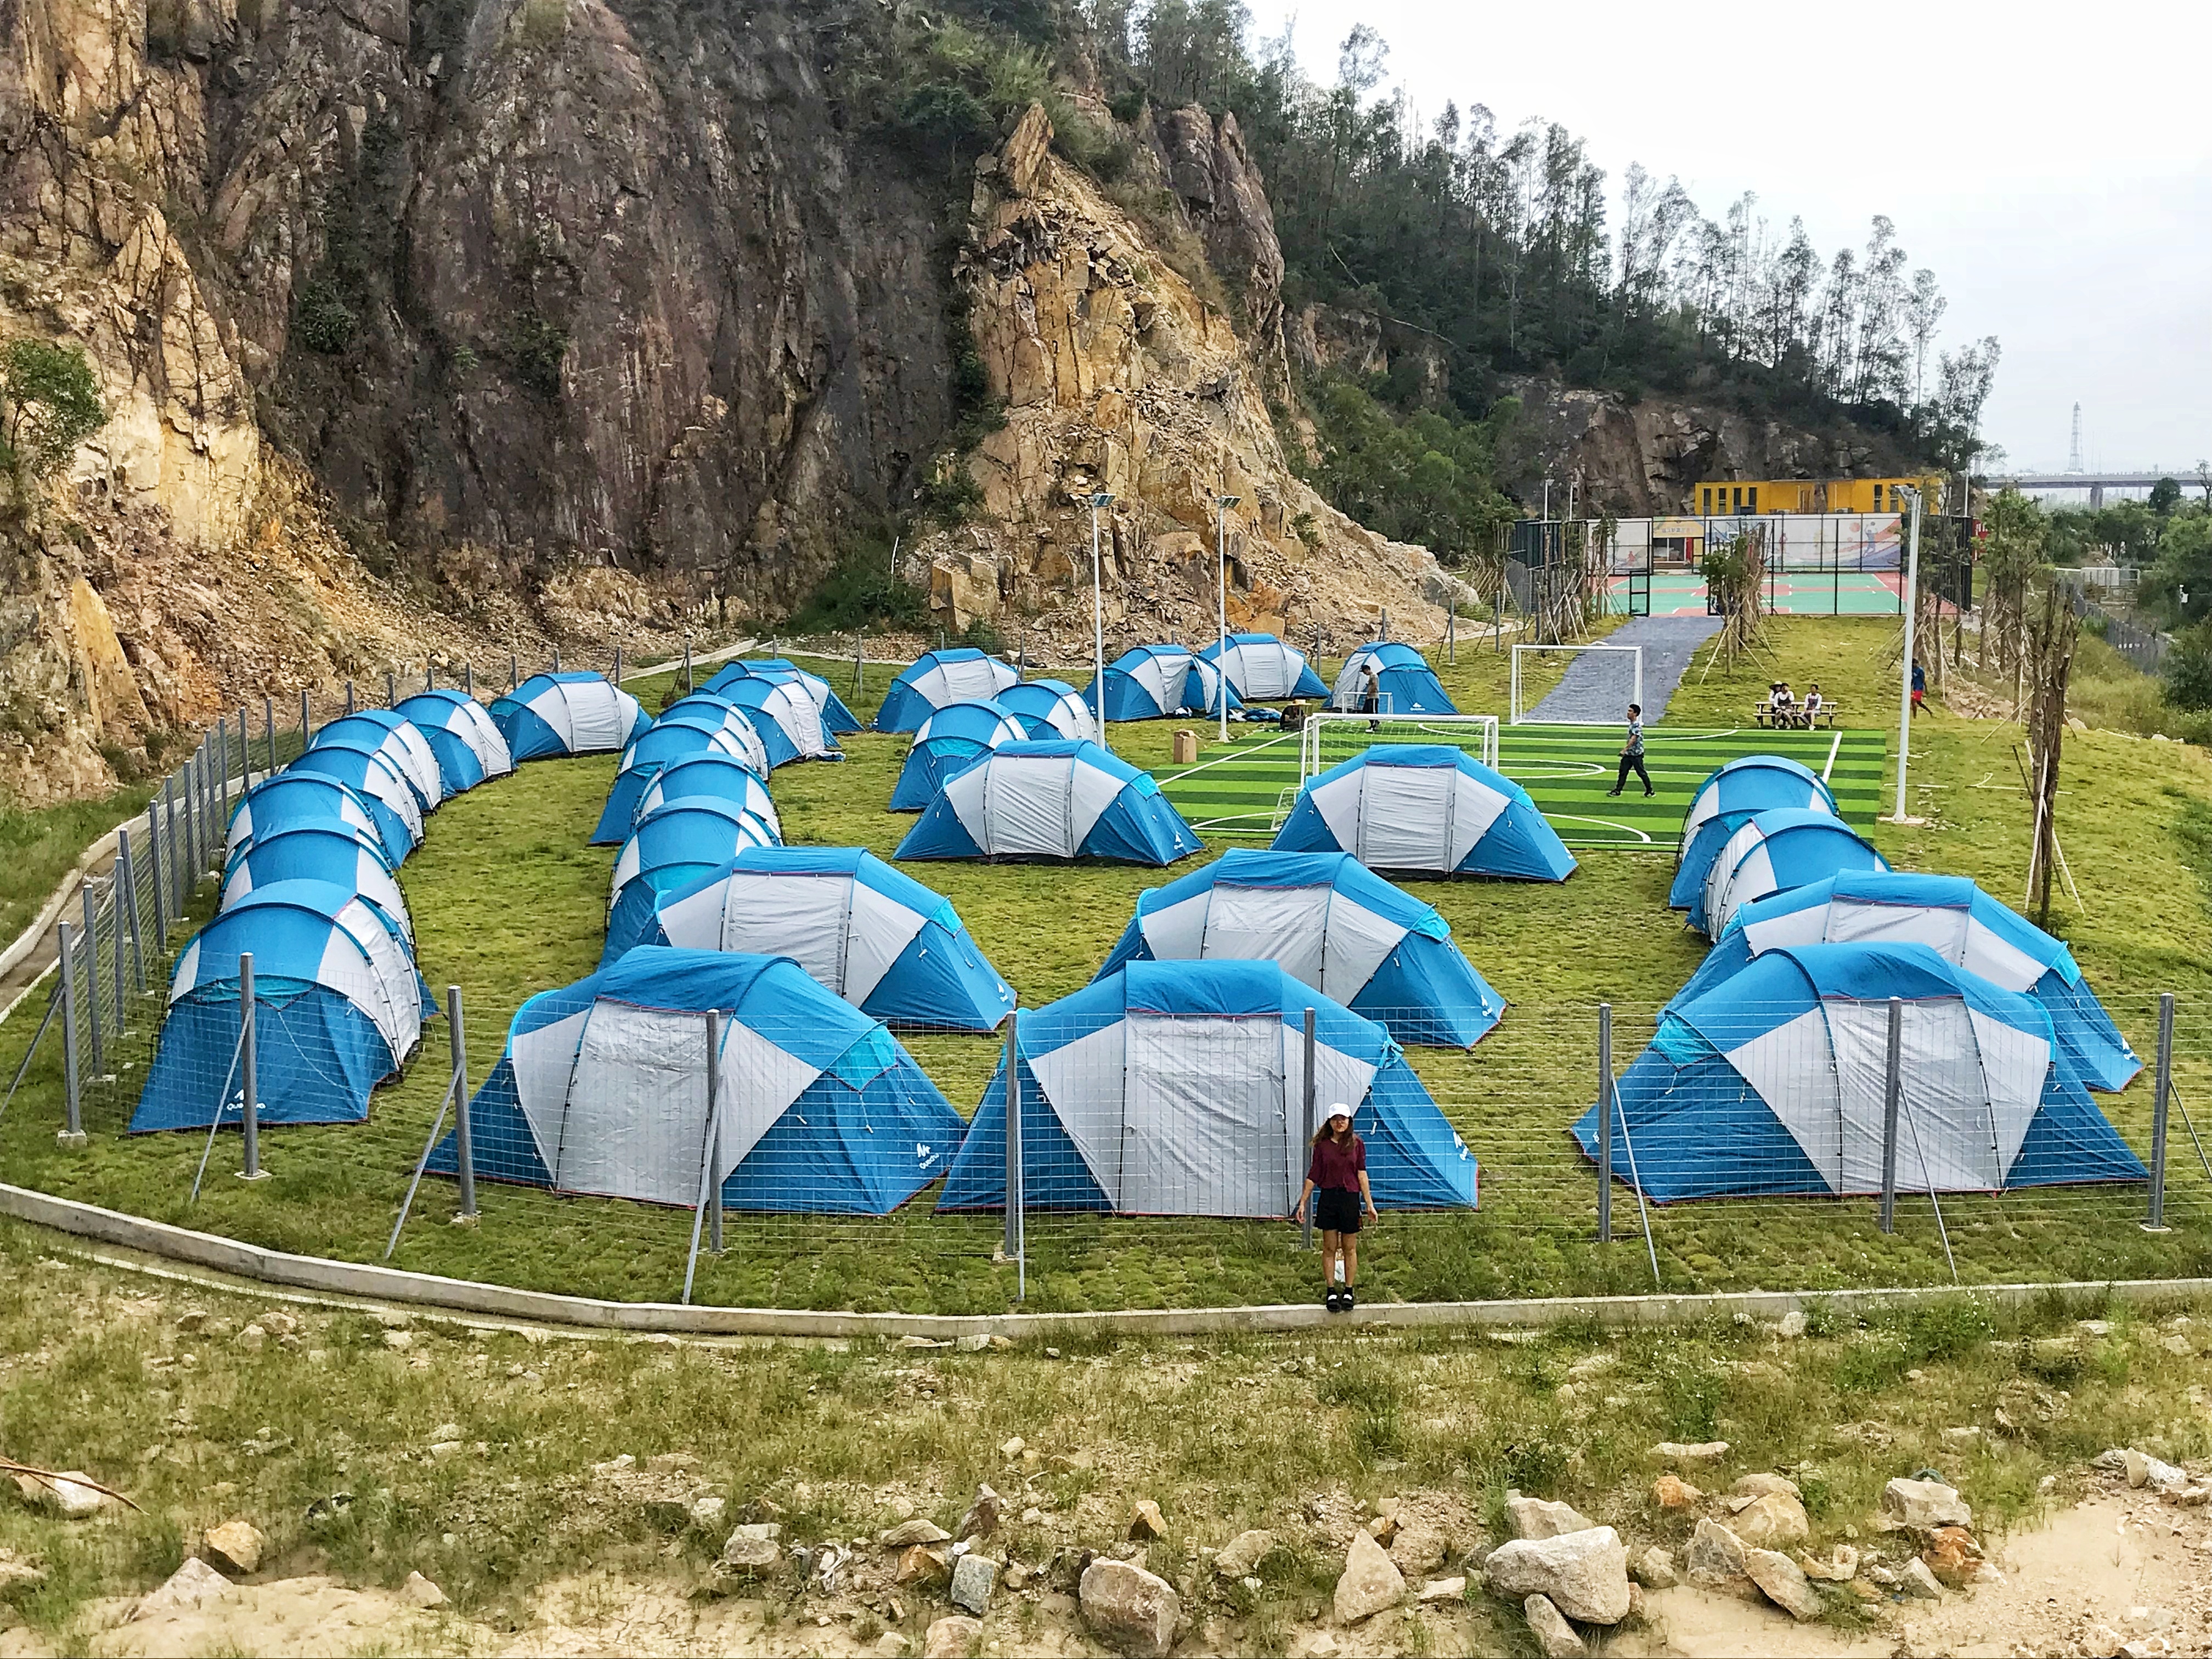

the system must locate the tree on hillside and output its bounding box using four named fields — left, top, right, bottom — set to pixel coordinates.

left=0, top=338, right=105, bottom=481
